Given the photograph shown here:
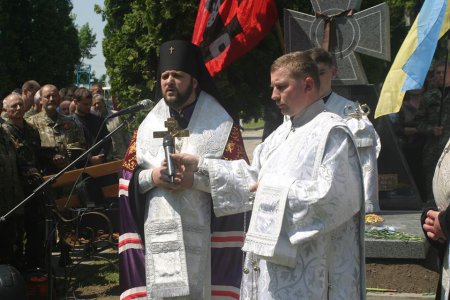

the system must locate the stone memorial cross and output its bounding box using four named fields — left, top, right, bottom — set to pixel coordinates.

left=284, top=0, right=391, bottom=85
